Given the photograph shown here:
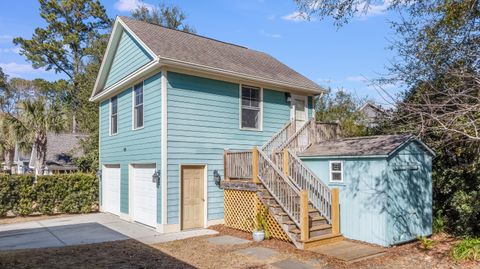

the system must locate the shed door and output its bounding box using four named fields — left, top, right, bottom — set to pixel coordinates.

left=102, top=164, right=121, bottom=216
left=181, top=165, right=205, bottom=230
left=132, top=164, right=157, bottom=227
